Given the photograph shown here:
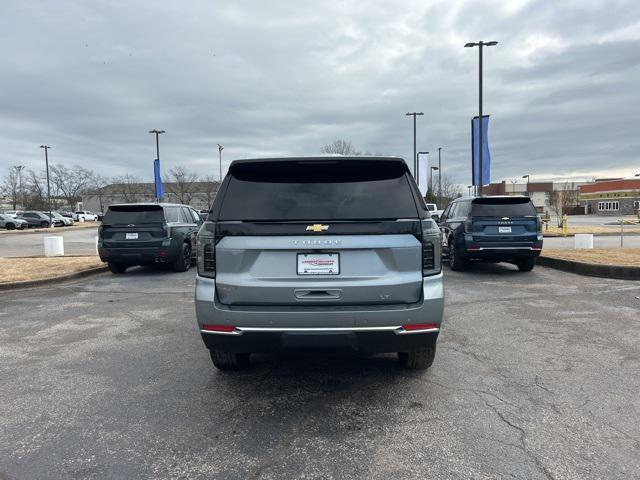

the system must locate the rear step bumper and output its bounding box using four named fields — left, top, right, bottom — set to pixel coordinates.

left=195, top=273, right=444, bottom=354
